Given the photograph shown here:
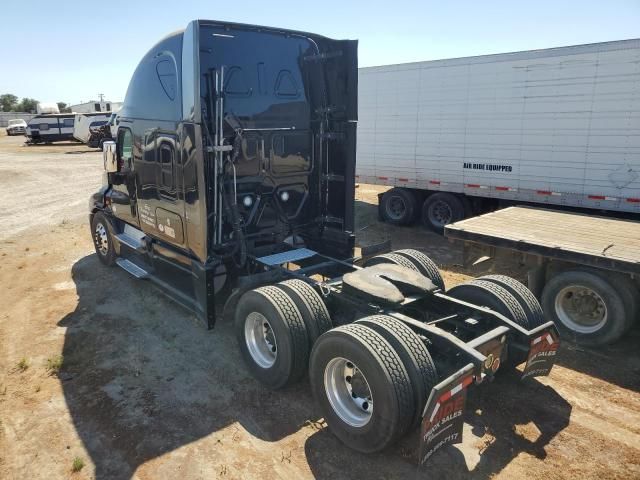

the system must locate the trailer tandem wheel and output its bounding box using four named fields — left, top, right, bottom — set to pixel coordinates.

left=276, top=279, right=332, bottom=346
left=476, top=275, right=545, bottom=328
left=447, top=280, right=530, bottom=366
left=380, top=188, right=418, bottom=225
left=309, top=324, right=415, bottom=452
left=355, top=315, right=438, bottom=430
left=235, top=286, right=310, bottom=389
left=392, top=249, right=445, bottom=290
left=541, top=269, right=636, bottom=346
left=421, top=192, right=466, bottom=234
